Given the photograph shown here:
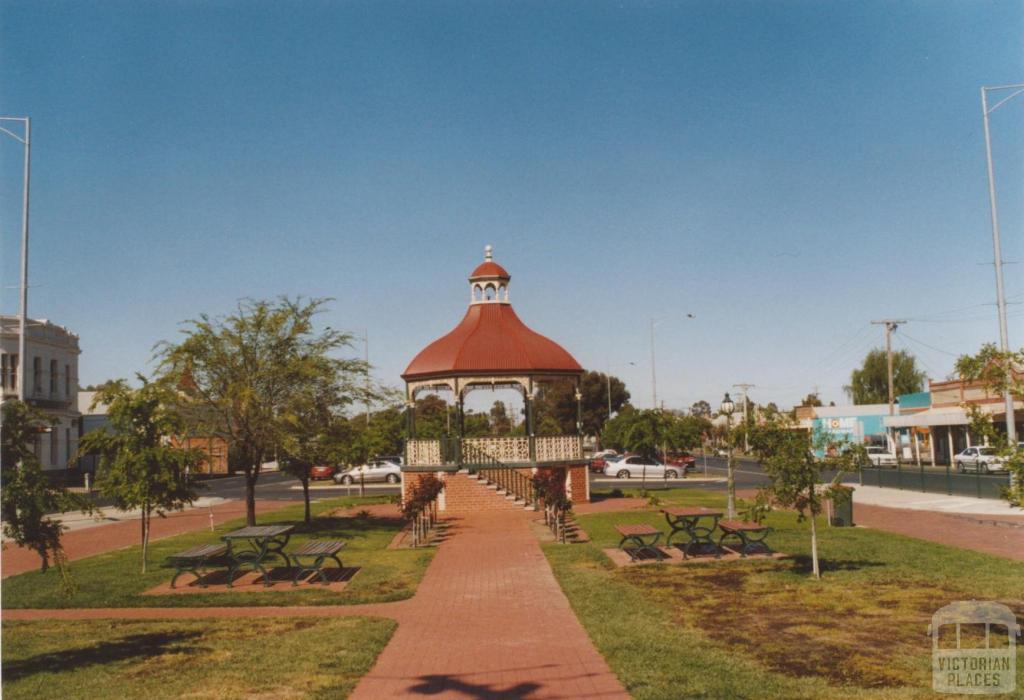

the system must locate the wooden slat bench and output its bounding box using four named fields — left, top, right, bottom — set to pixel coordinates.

left=615, top=524, right=666, bottom=562
left=717, top=520, right=773, bottom=558
left=291, top=540, right=347, bottom=585
left=167, top=543, right=228, bottom=588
